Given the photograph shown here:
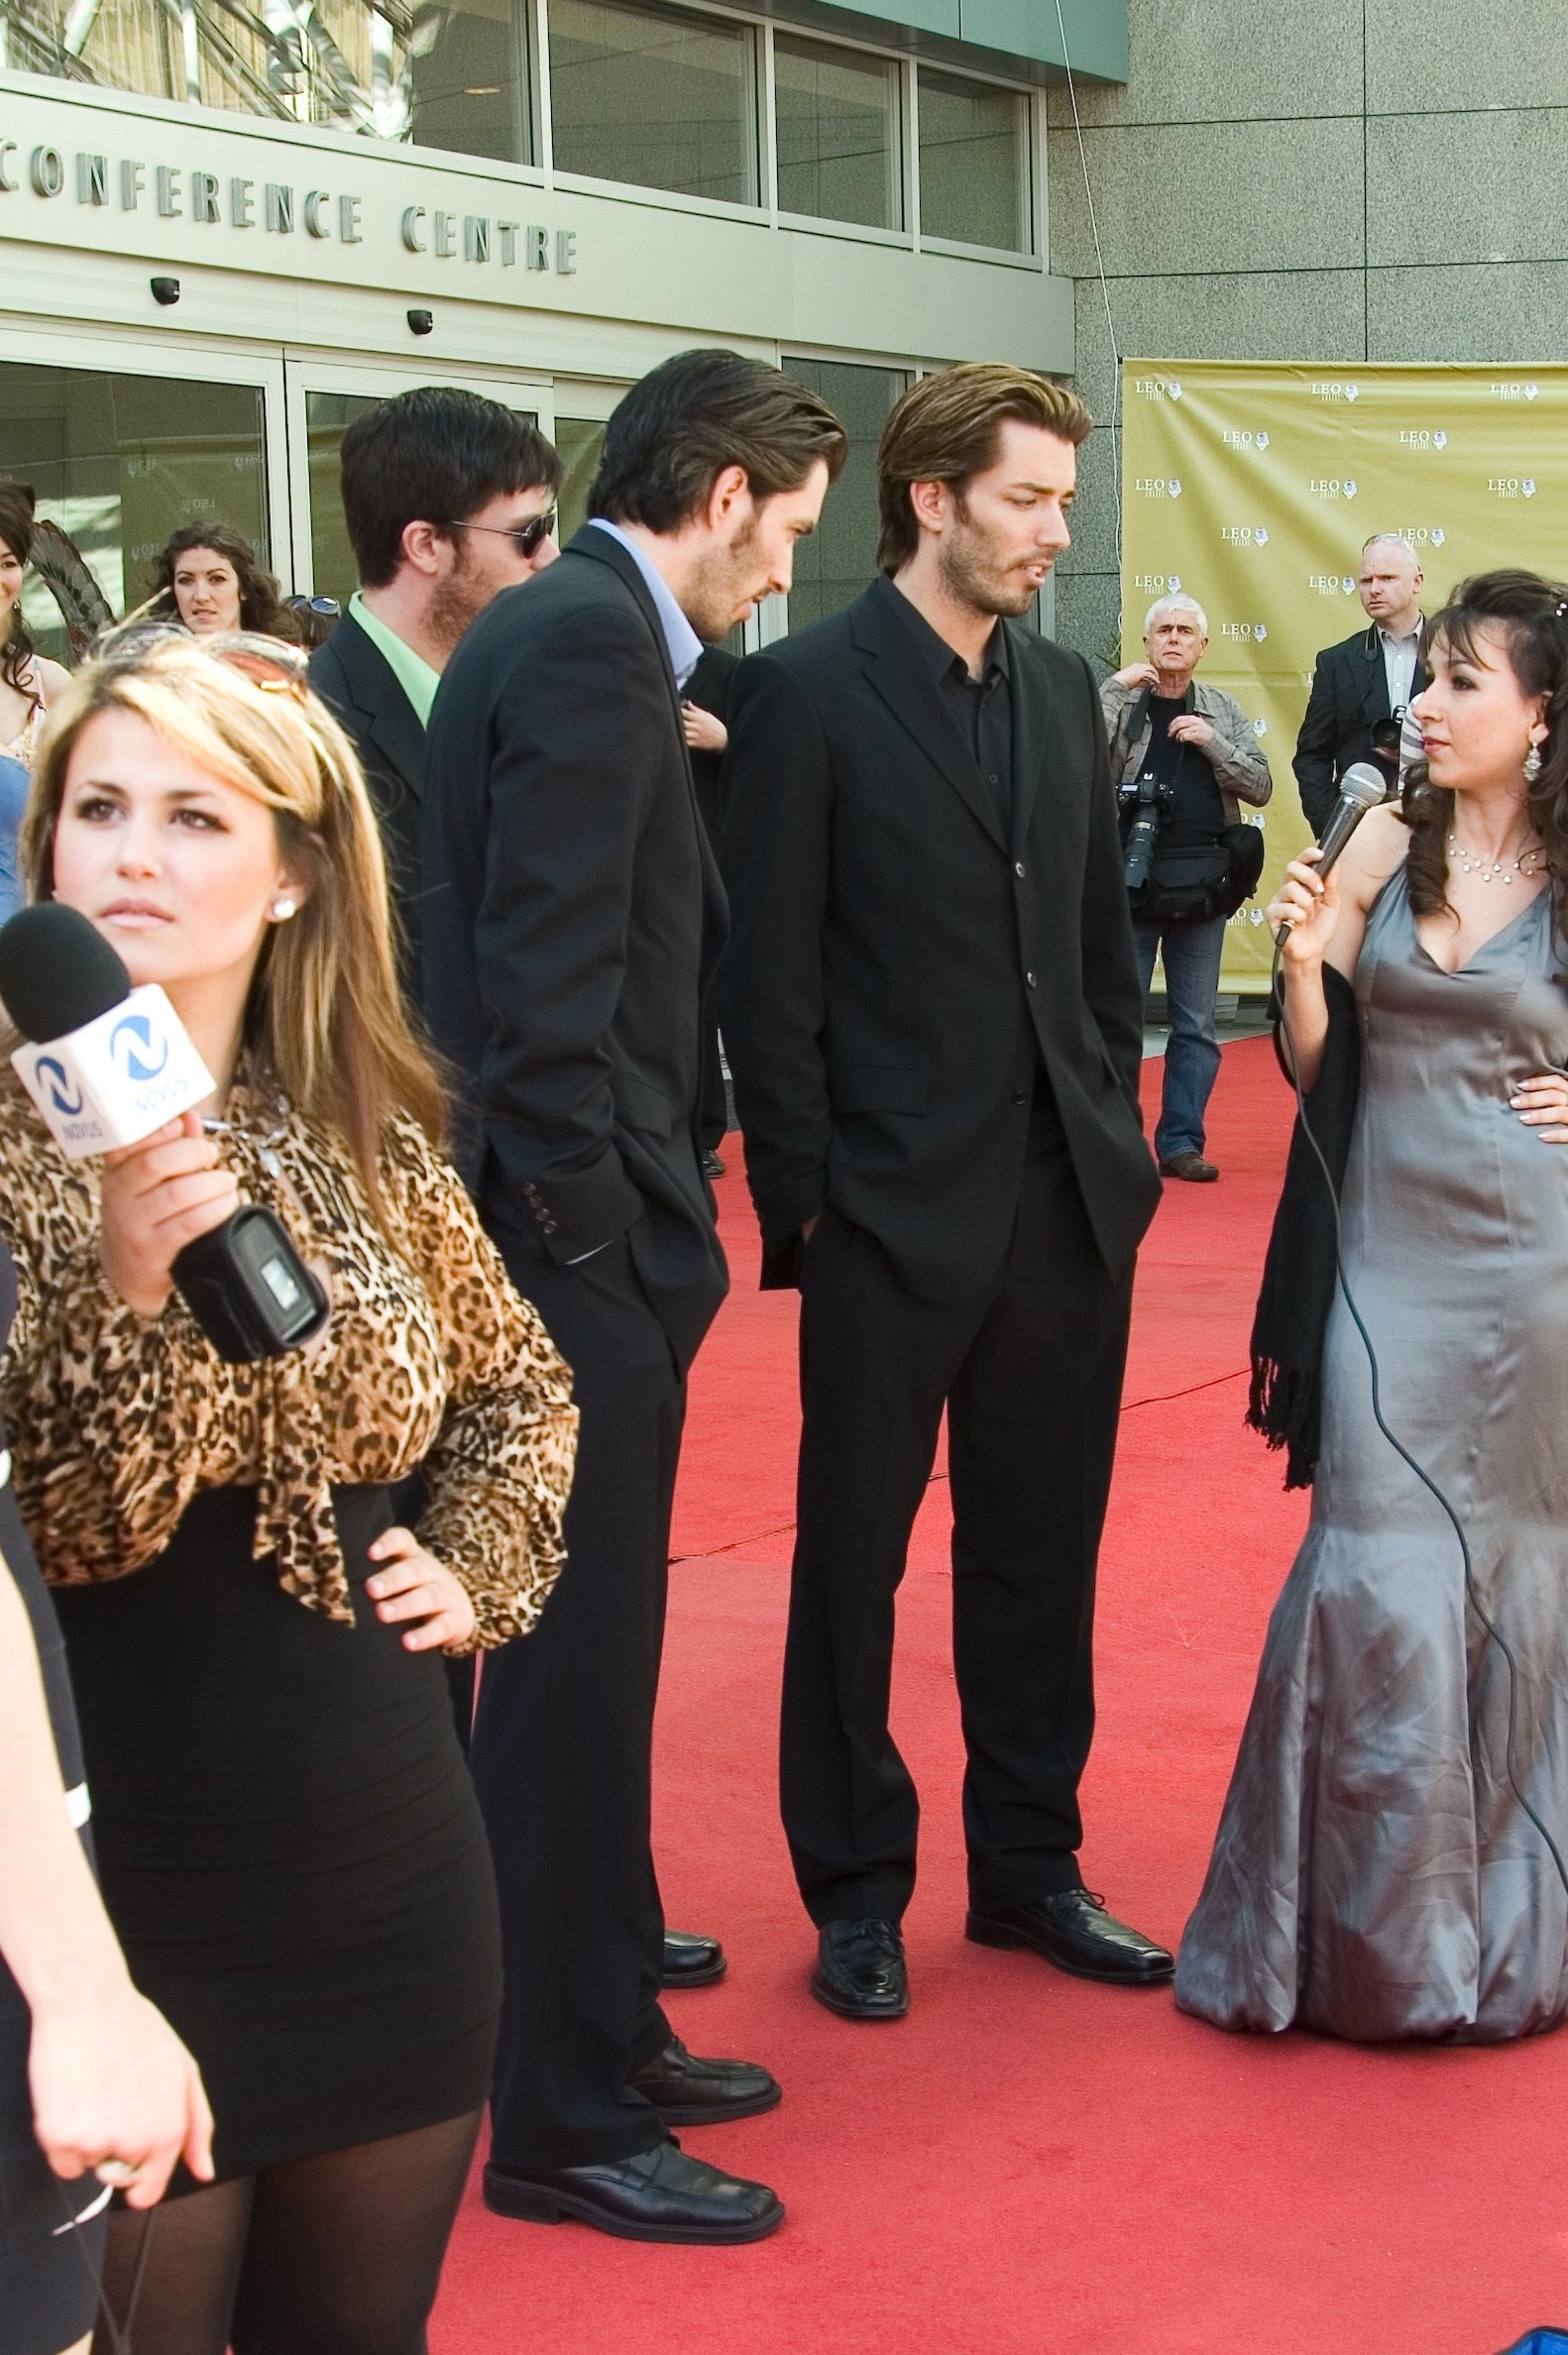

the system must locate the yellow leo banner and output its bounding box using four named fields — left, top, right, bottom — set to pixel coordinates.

left=1119, top=359, right=1568, bottom=986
